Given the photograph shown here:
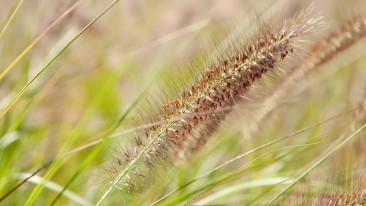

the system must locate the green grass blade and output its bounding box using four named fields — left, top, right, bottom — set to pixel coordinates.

left=17, top=173, right=92, bottom=206
left=49, top=85, right=148, bottom=205
left=0, top=1, right=17, bottom=29
left=0, top=0, right=24, bottom=40
left=0, top=0, right=119, bottom=120
left=265, top=123, right=366, bottom=205
left=197, top=178, right=291, bottom=205
left=0, top=1, right=81, bottom=81
left=150, top=108, right=358, bottom=205
left=22, top=1, right=121, bottom=205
